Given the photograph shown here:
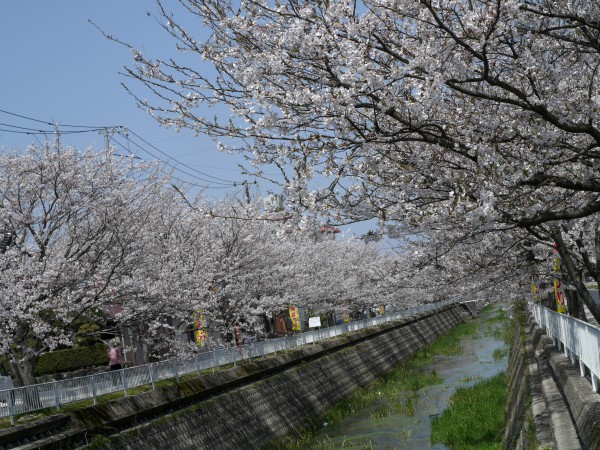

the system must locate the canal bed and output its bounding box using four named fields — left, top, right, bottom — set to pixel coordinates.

left=308, top=305, right=509, bottom=449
